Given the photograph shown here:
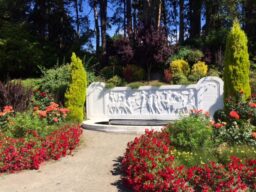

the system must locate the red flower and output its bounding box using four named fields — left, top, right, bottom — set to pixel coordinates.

left=38, top=110, right=47, bottom=118
left=229, top=110, right=240, bottom=120
left=214, top=123, right=225, bottom=129
left=39, top=92, right=47, bottom=97
left=252, top=132, right=256, bottom=139
left=3, top=105, right=13, bottom=113
left=249, top=103, right=256, bottom=108
left=53, top=117, right=59, bottom=123
left=33, top=106, right=39, bottom=111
